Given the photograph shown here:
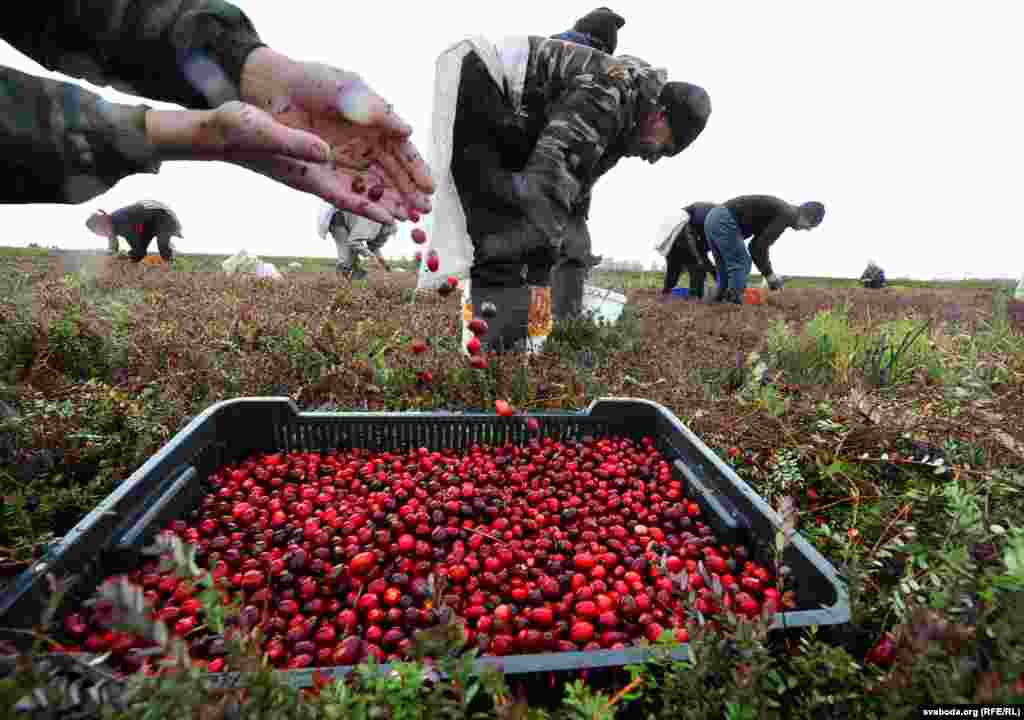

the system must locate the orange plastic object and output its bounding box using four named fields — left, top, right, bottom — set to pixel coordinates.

left=743, top=287, right=766, bottom=305
left=141, top=255, right=167, bottom=267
